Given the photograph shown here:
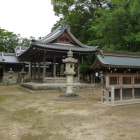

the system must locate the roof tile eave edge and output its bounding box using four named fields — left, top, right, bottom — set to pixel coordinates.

left=66, top=29, right=87, bottom=48
left=98, top=63, right=140, bottom=69
left=18, top=45, right=33, bottom=58
left=67, top=29, right=98, bottom=49
left=100, top=49, right=140, bottom=58
left=34, top=43, right=96, bottom=52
